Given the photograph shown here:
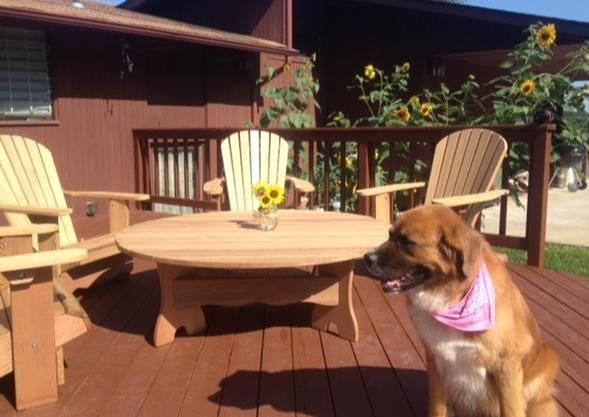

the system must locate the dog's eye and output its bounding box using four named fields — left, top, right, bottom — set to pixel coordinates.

left=398, top=234, right=415, bottom=247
